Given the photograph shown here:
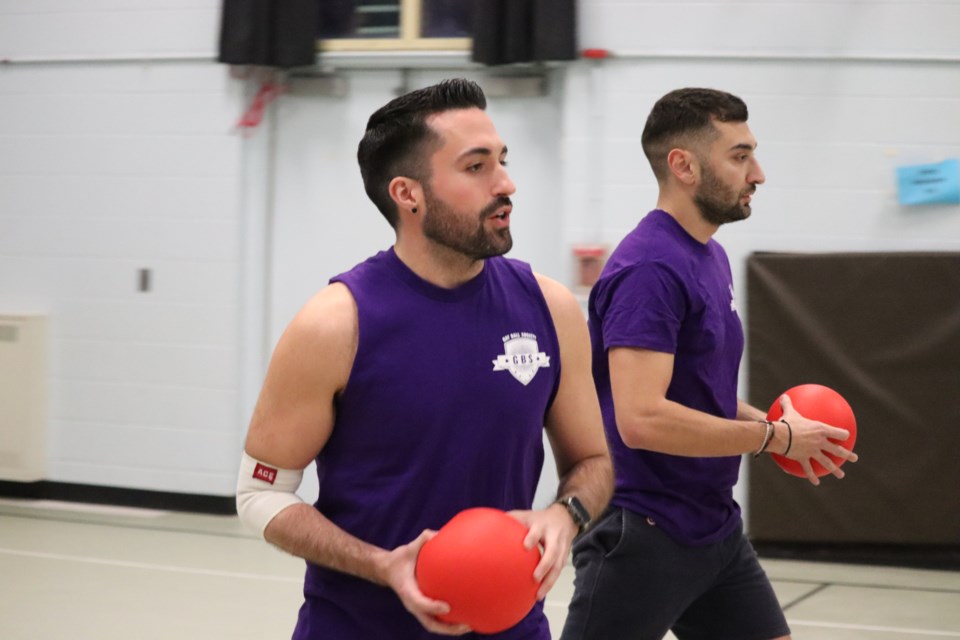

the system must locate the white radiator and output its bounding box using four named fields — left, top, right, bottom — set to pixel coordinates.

left=0, top=315, right=48, bottom=482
